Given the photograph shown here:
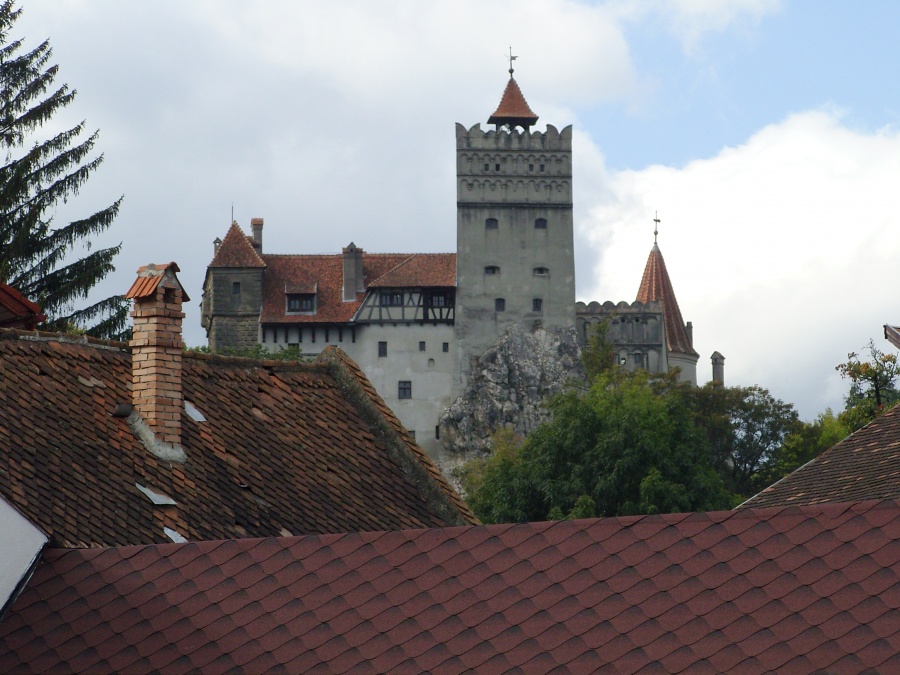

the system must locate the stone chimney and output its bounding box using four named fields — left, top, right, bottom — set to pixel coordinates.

left=711, top=351, right=725, bottom=385
left=250, top=217, right=264, bottom=252
left=342, top=242, right=365, bottom=302
left=125, top=263, right=189, bottom=447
